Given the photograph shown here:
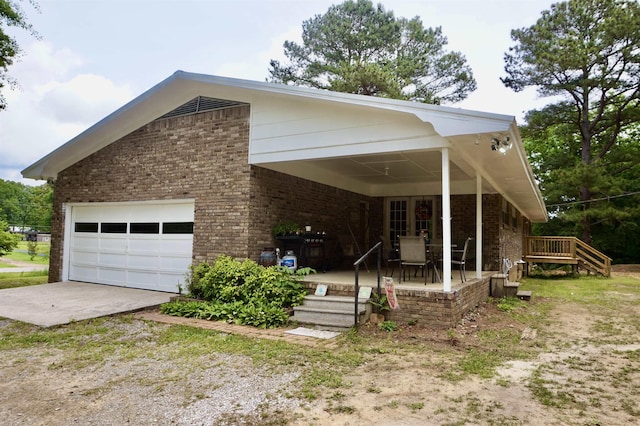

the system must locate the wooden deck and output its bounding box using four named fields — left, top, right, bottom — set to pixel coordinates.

left=524, top=236, right=611, bottom=276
